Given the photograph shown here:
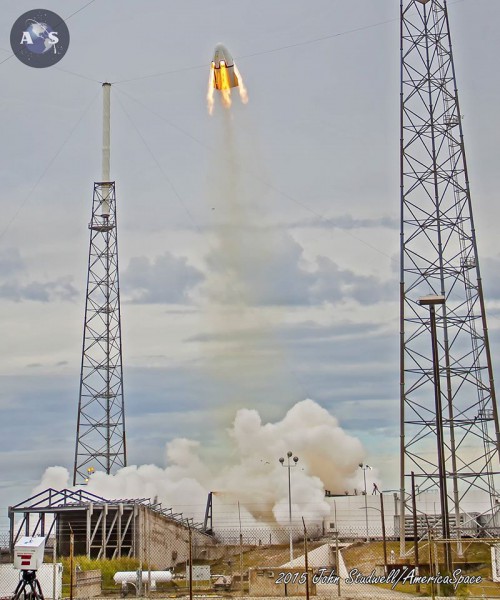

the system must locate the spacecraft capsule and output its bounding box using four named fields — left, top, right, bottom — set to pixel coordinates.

left=212, top=43, right=239, bottom=90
